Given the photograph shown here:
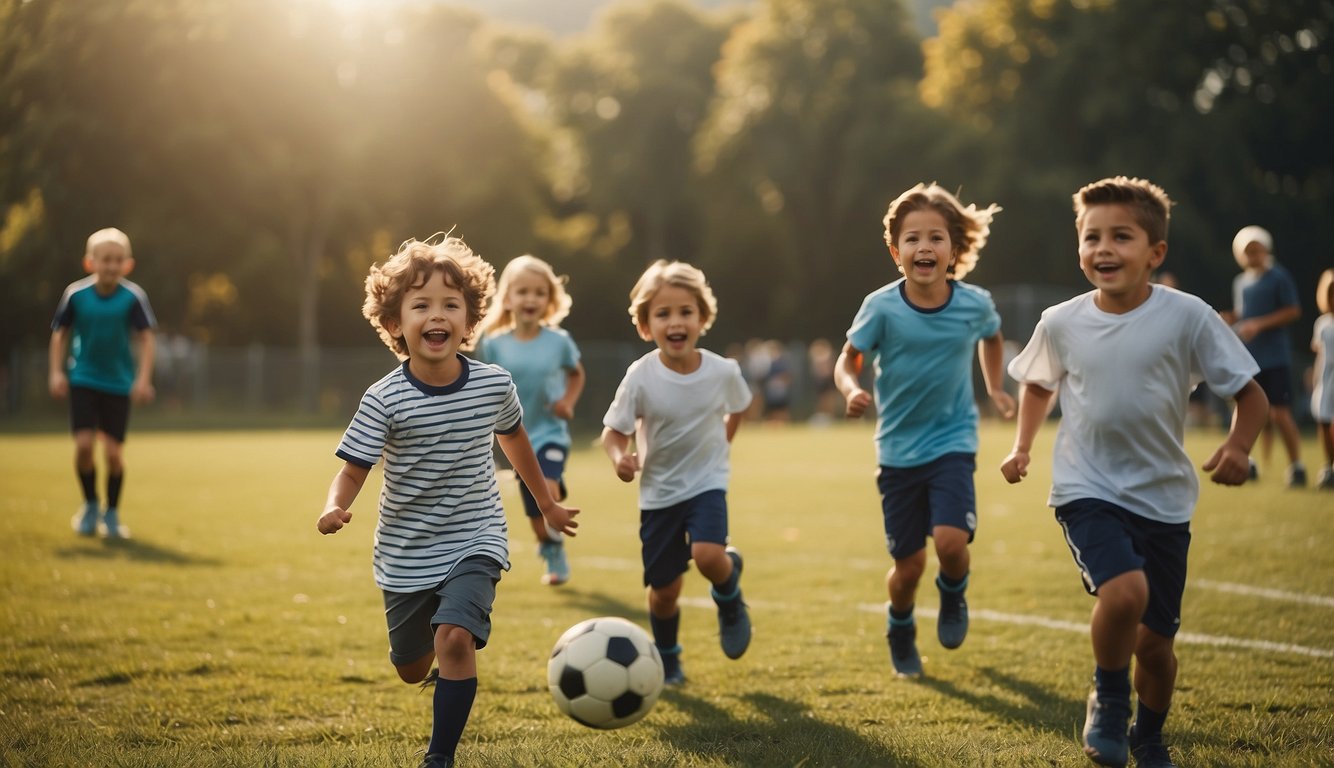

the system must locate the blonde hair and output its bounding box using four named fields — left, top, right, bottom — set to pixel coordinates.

left=1317, top=268, right=1334, bottom=315
left=86, top=228, right=132, bottom=259
left=362, top=234, right=495, bottom=358
left=627, top=260, right=718, bottom=336
left=1073, top=177, right=1173, bottom=245
left=478, top=255, right=572, bottom=338
left=883, top=183, right=999, bottom=280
